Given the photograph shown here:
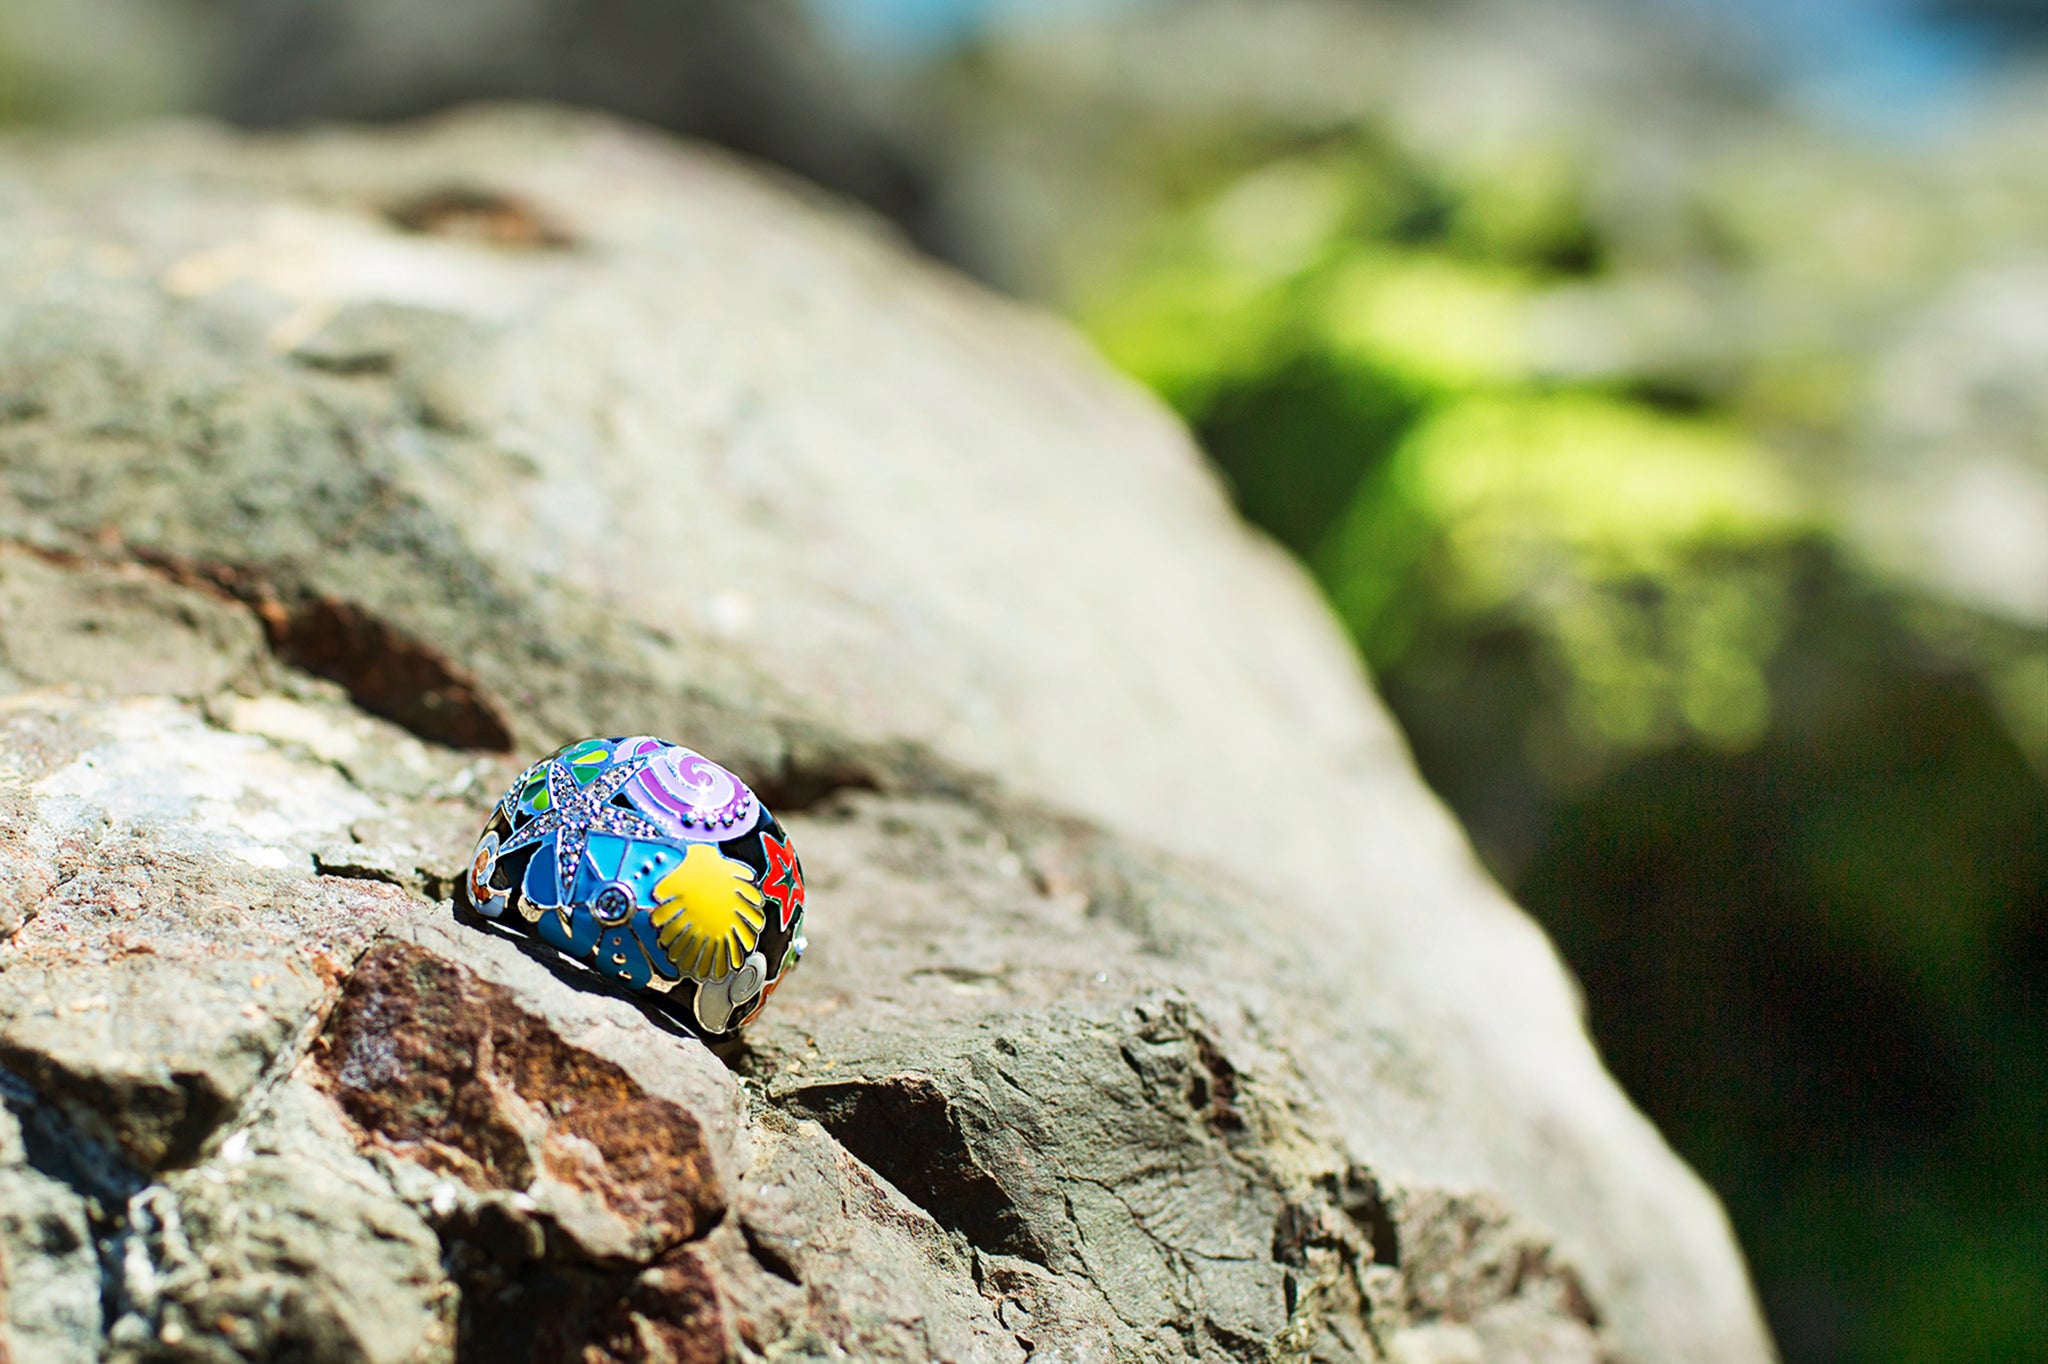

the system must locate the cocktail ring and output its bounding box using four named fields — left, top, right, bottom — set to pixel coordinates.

left=464, top=736, right=807, bottom=1036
